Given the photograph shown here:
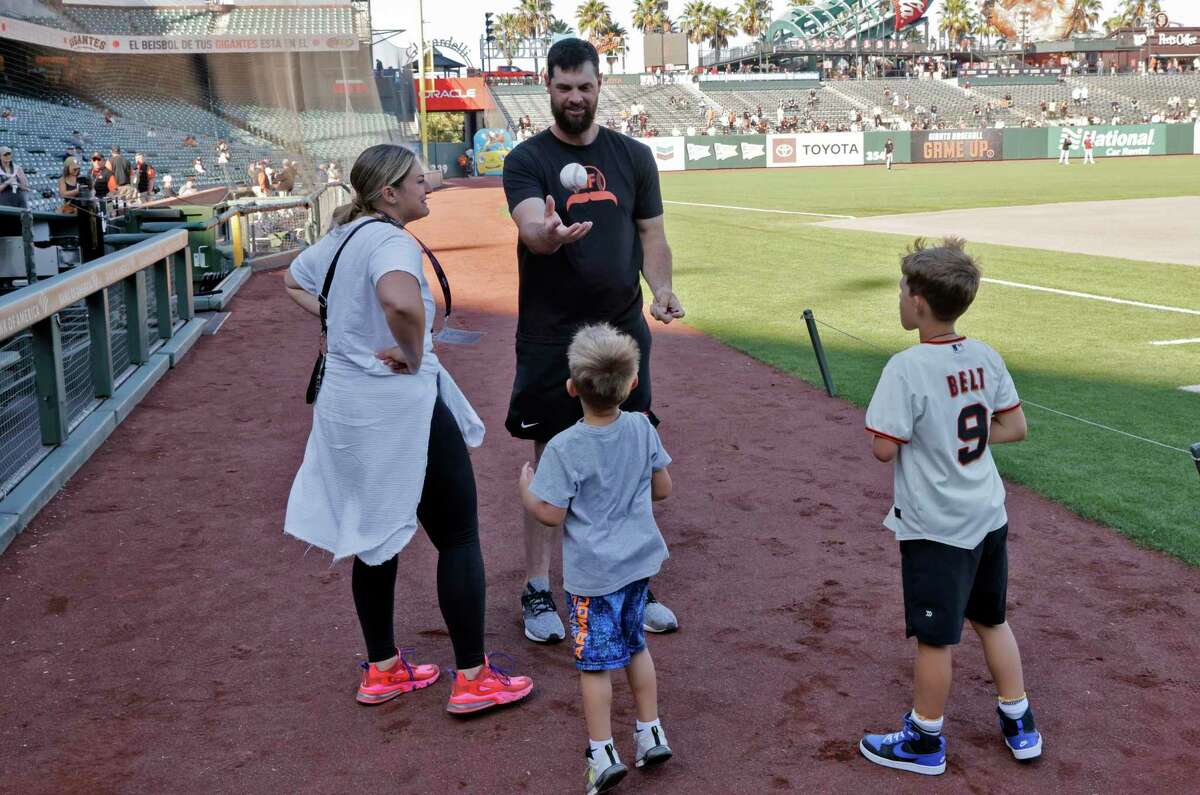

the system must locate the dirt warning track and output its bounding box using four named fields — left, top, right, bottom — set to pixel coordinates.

left=1, top=182, right=1198, bottom=794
